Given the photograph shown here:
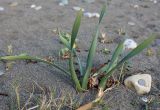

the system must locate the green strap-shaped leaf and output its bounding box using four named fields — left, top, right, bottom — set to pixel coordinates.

left=71, top=10, right=82, bottom=49
left=69, top=52, right=83, bottom=92
left=0, top=54, right=70, bottom=76
left=99, top=5, right=106, bottom=24
left=82, top=5, right=107, bottom=89
left=98, top=41, right=124, bottom=74
left=99, top=34, right=156, bottom=90
left=82, top=26, right=99, bottom=89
